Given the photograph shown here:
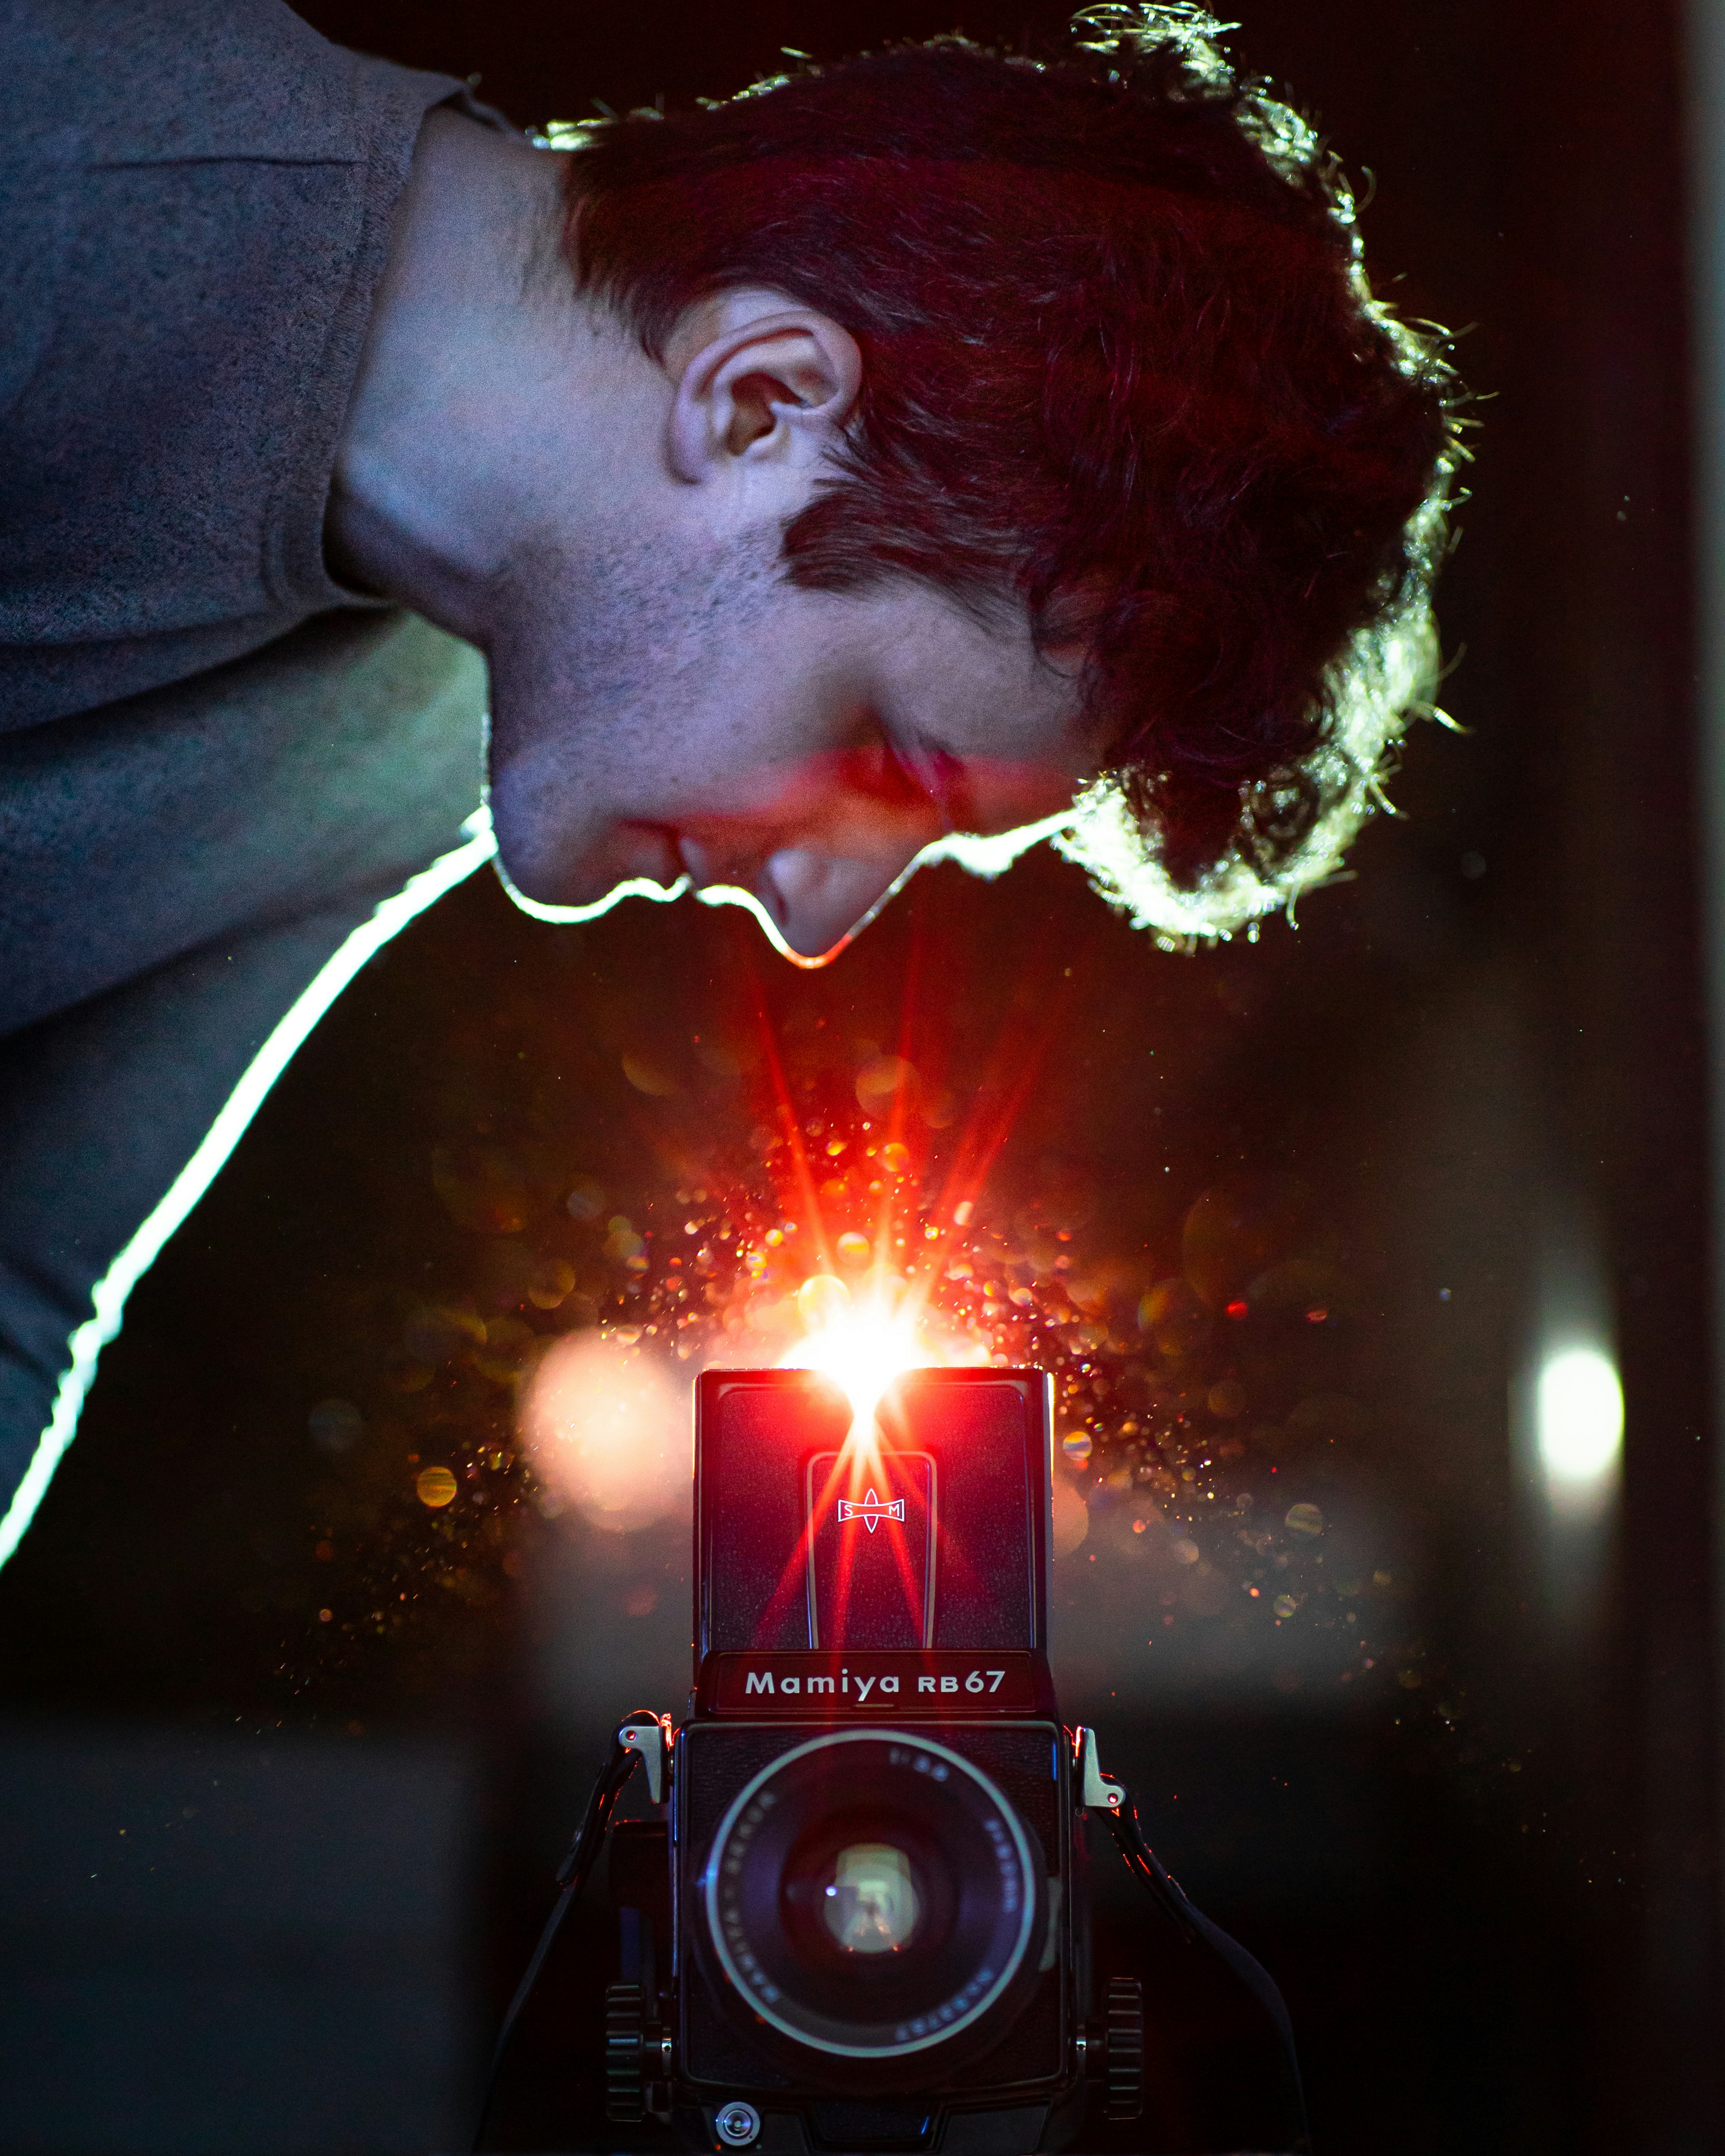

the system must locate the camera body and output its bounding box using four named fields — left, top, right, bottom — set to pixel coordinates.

left=610, top=1366, right=1108, bottom=2155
